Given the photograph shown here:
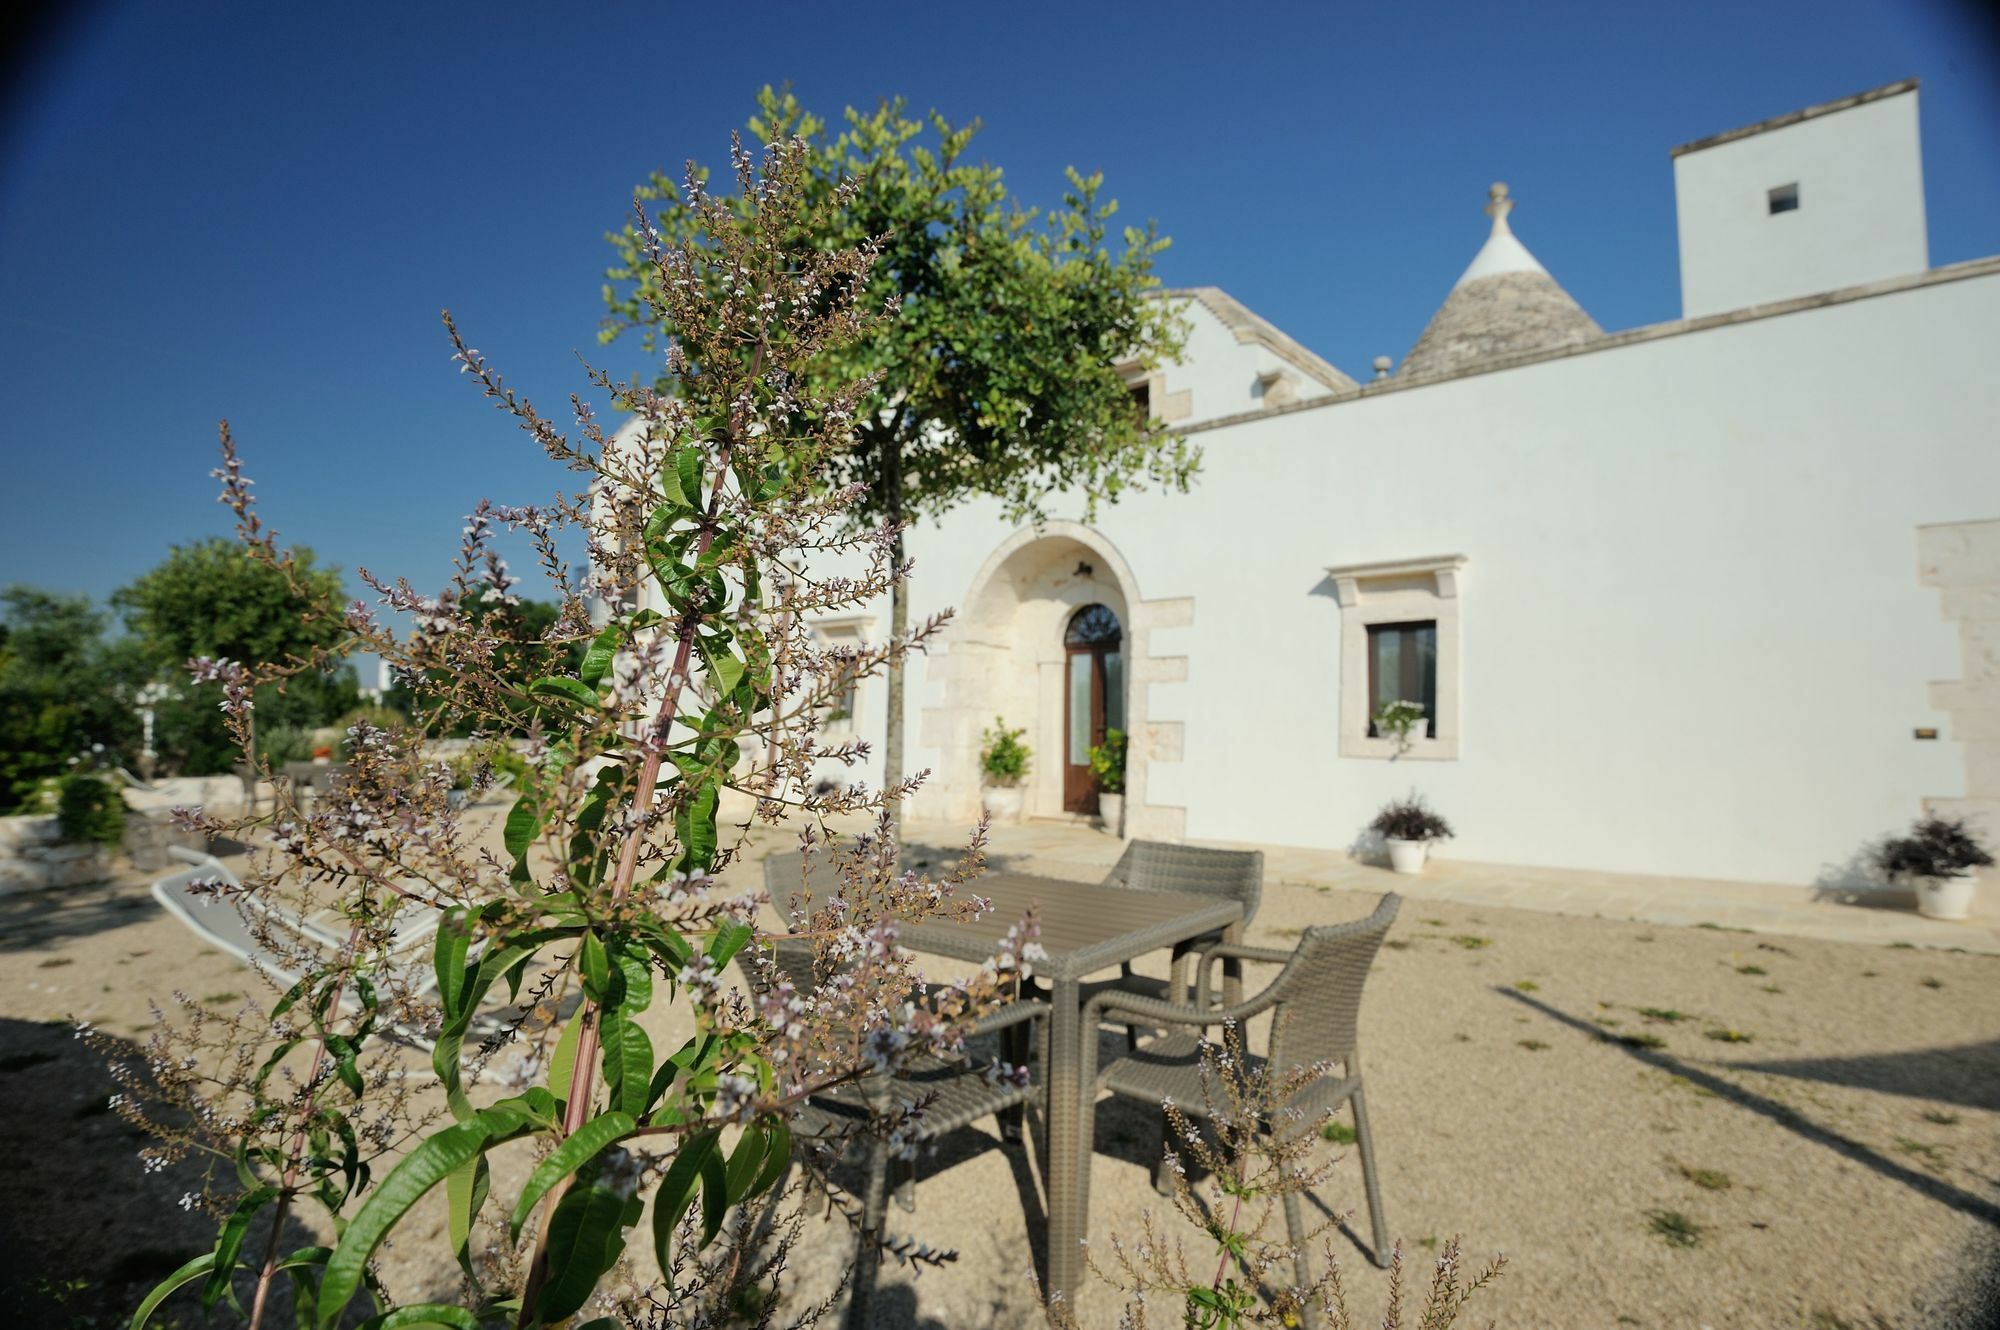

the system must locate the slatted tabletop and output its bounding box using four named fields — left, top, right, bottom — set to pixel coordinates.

left=898, top=871, right=1243, bottom=980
